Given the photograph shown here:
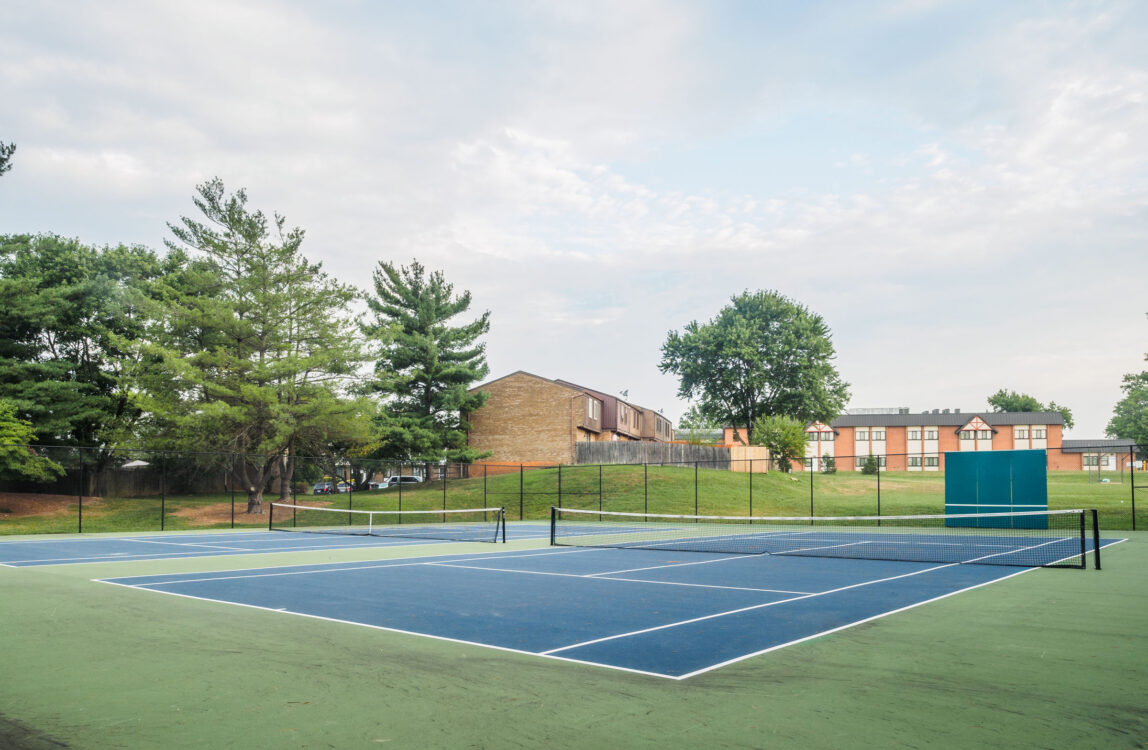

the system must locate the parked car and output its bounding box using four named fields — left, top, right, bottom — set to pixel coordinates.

left=312, top=482, right=334, bottom=495
left=335, top=481, right=352, bottom=493
left=383, top=475, right=423, bottom=488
